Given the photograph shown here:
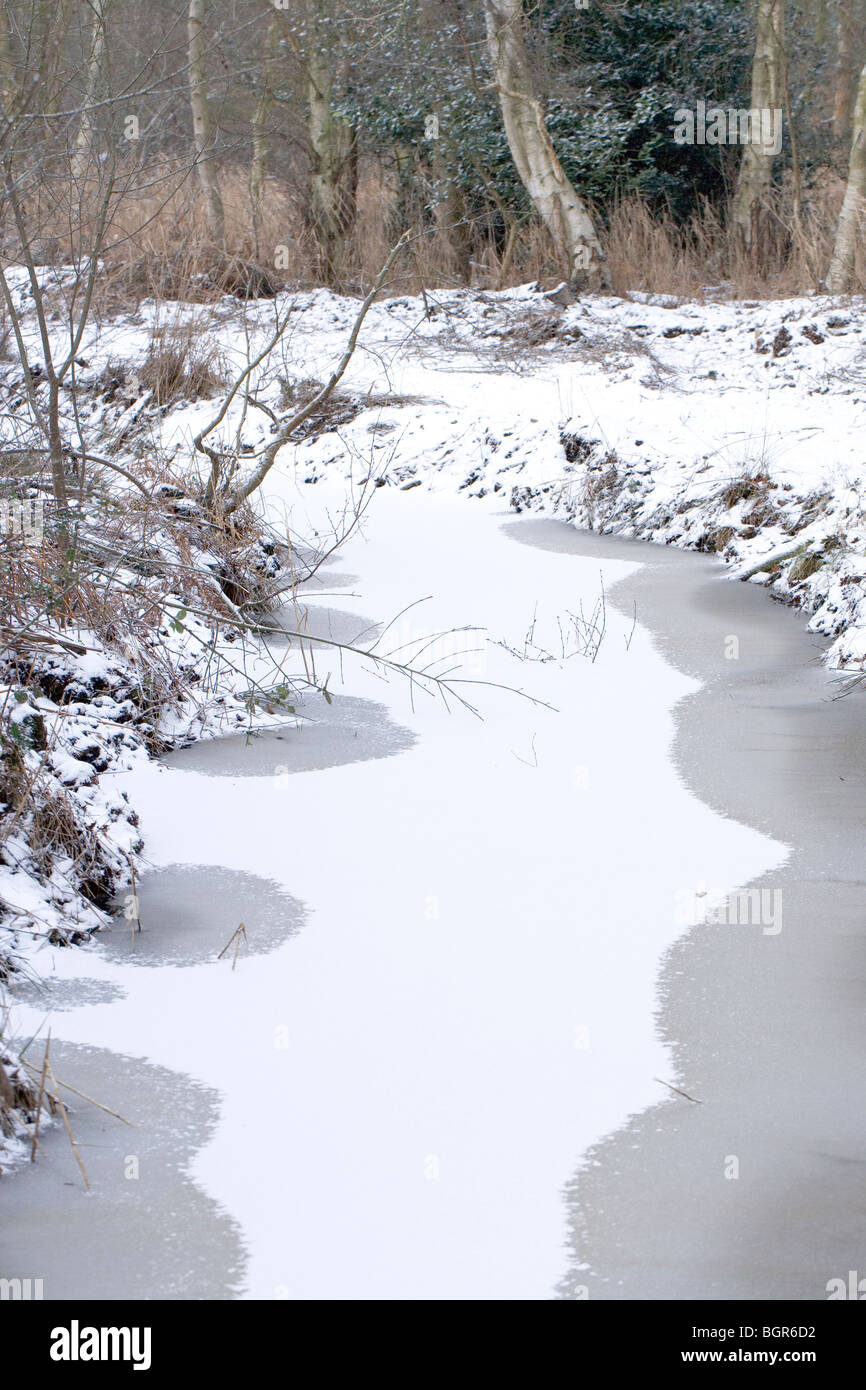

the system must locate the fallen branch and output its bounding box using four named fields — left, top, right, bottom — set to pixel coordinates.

left=737, top=540, right=815, bottom=582
left=0, top=628, right=90, bottom=656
